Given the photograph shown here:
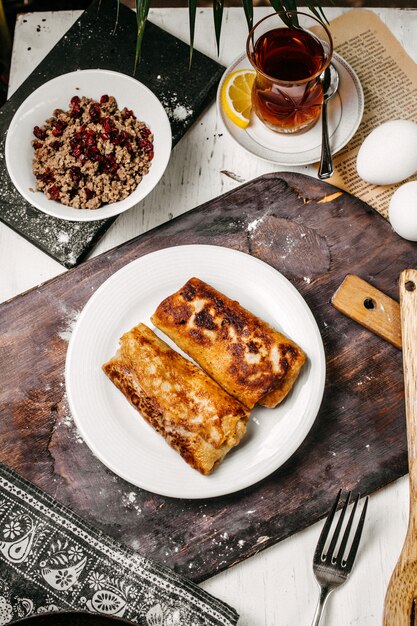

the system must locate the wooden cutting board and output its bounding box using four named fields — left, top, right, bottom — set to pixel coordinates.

left=0, top=172, right=414, bottom=583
